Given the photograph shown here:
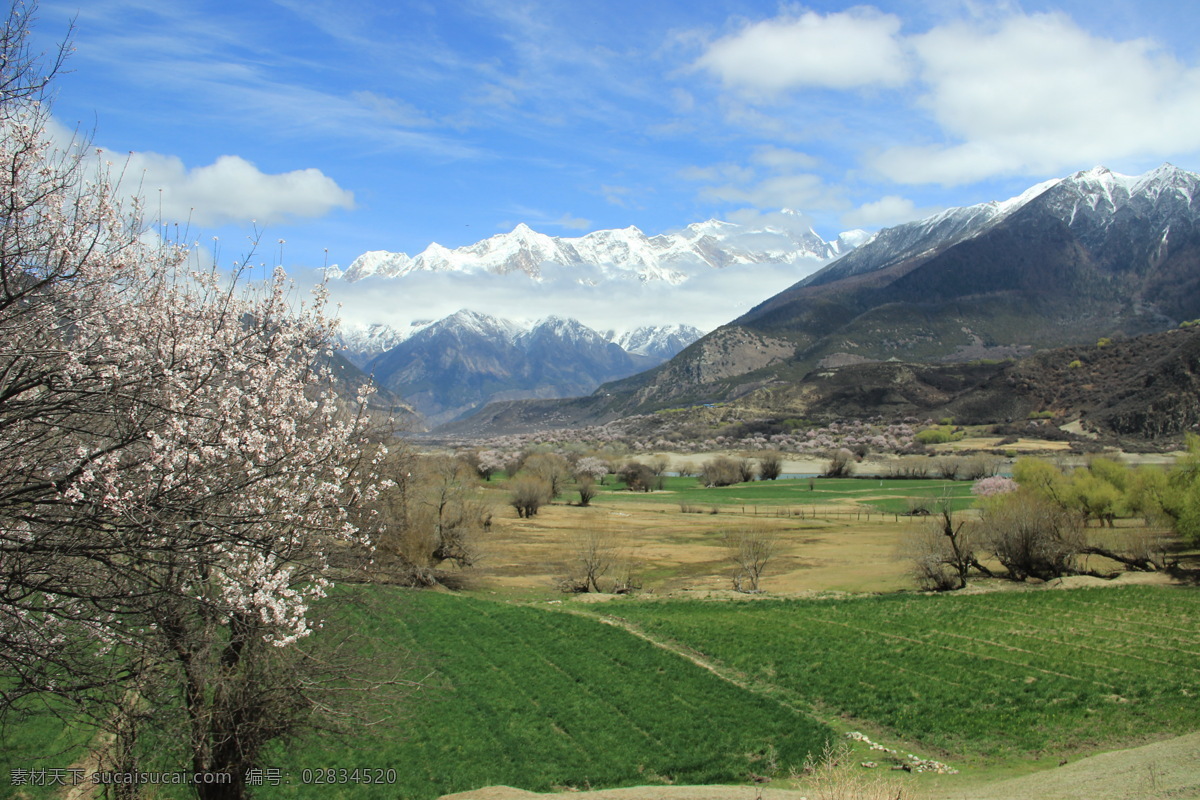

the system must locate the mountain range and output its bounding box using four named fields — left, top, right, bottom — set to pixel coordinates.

left=331, top=213, right=869, bottom=286
left=341, top=311, right=702, bottom=426
left=444, top=163, right=1200, bottom=434
left=603, top=163, right=1200, bottom=409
